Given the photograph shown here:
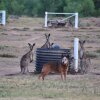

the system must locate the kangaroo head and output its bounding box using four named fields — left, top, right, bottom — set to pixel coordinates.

left=79, top=40, right=85, bottom=49
left=49, top=42, right=54, bottom=48
left=28, top=43, right=35, bottom=51
left=45, top=33, right=50, bottom=42
left=28, top=43, right=35, bottom=63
